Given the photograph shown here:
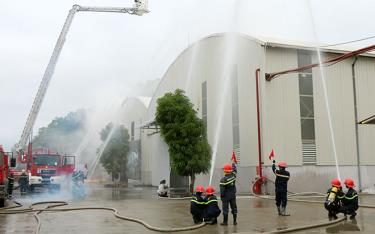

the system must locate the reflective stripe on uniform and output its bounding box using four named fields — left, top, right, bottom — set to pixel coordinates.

left=191, top=199, right=205, bottom=204
left=275, top=172, right=289, bottom=179
left=345, top=194, right=358, bottom=200
left=205, top=199, right=218, bottom=204
left=220, top=178, right=236, bottom=185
